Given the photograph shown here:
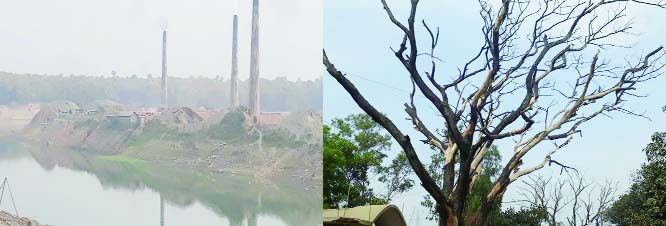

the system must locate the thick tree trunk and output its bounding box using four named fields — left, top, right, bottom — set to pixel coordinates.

left=473, top=201, right=493, bottom=226
left=473, top=183, right=506, bottom=226
left=438, top=205, right=459, bottom=226
left=438, top=210, right=447, bottom=226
